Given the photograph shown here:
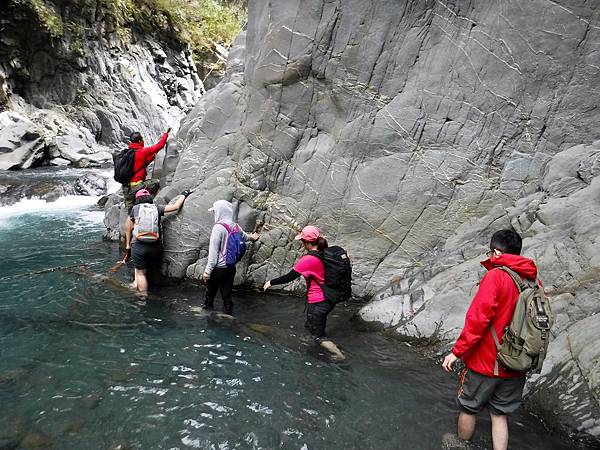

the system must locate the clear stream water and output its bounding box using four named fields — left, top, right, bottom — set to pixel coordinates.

left=0, top=170, right=588, bottom=450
